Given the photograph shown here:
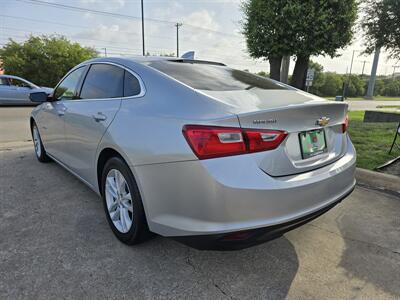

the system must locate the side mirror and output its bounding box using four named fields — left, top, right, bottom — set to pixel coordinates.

left=30, top=92, right=48, bottom=103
